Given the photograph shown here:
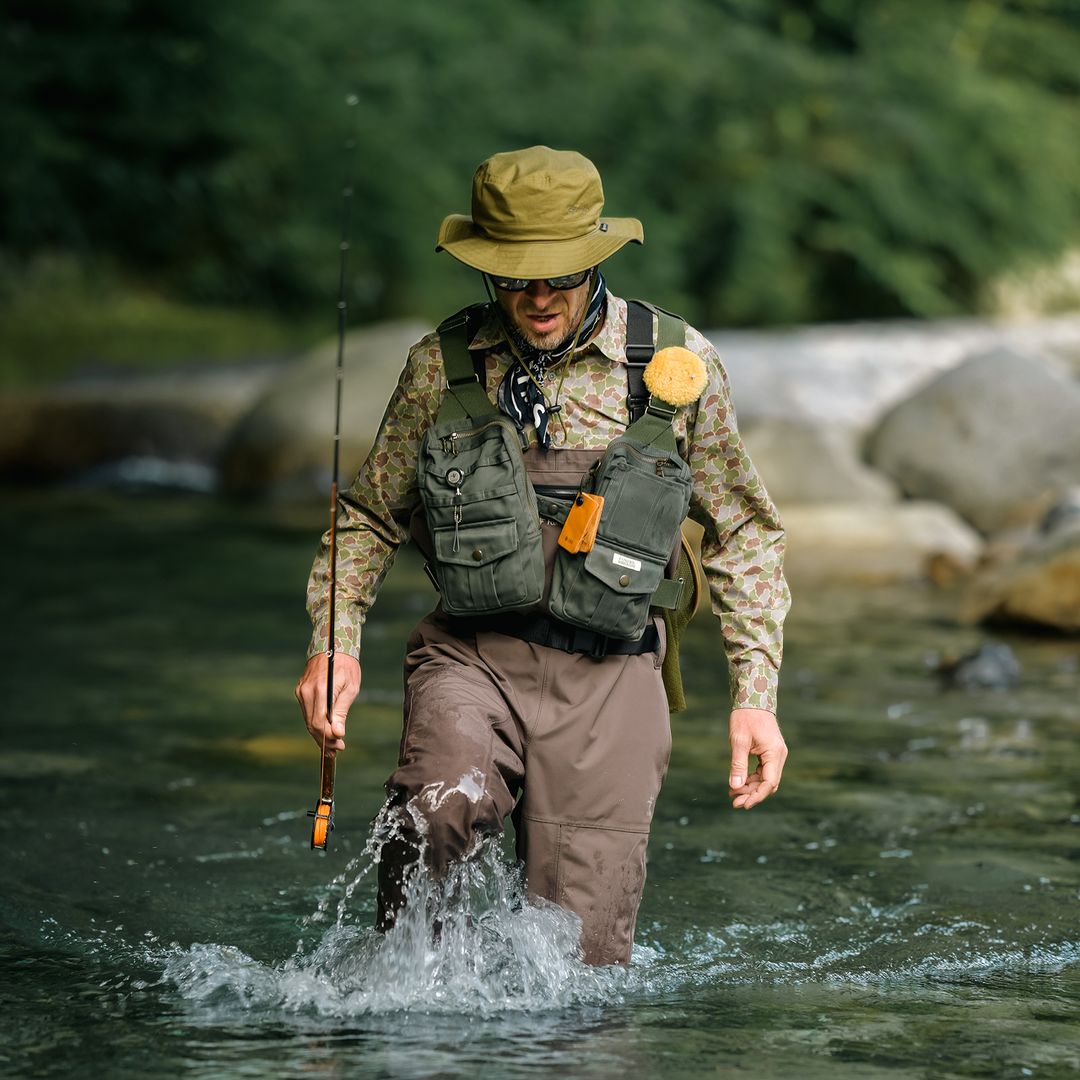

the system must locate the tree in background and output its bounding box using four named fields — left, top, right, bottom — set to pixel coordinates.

left=4, top=0, right=1079, bottom=328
